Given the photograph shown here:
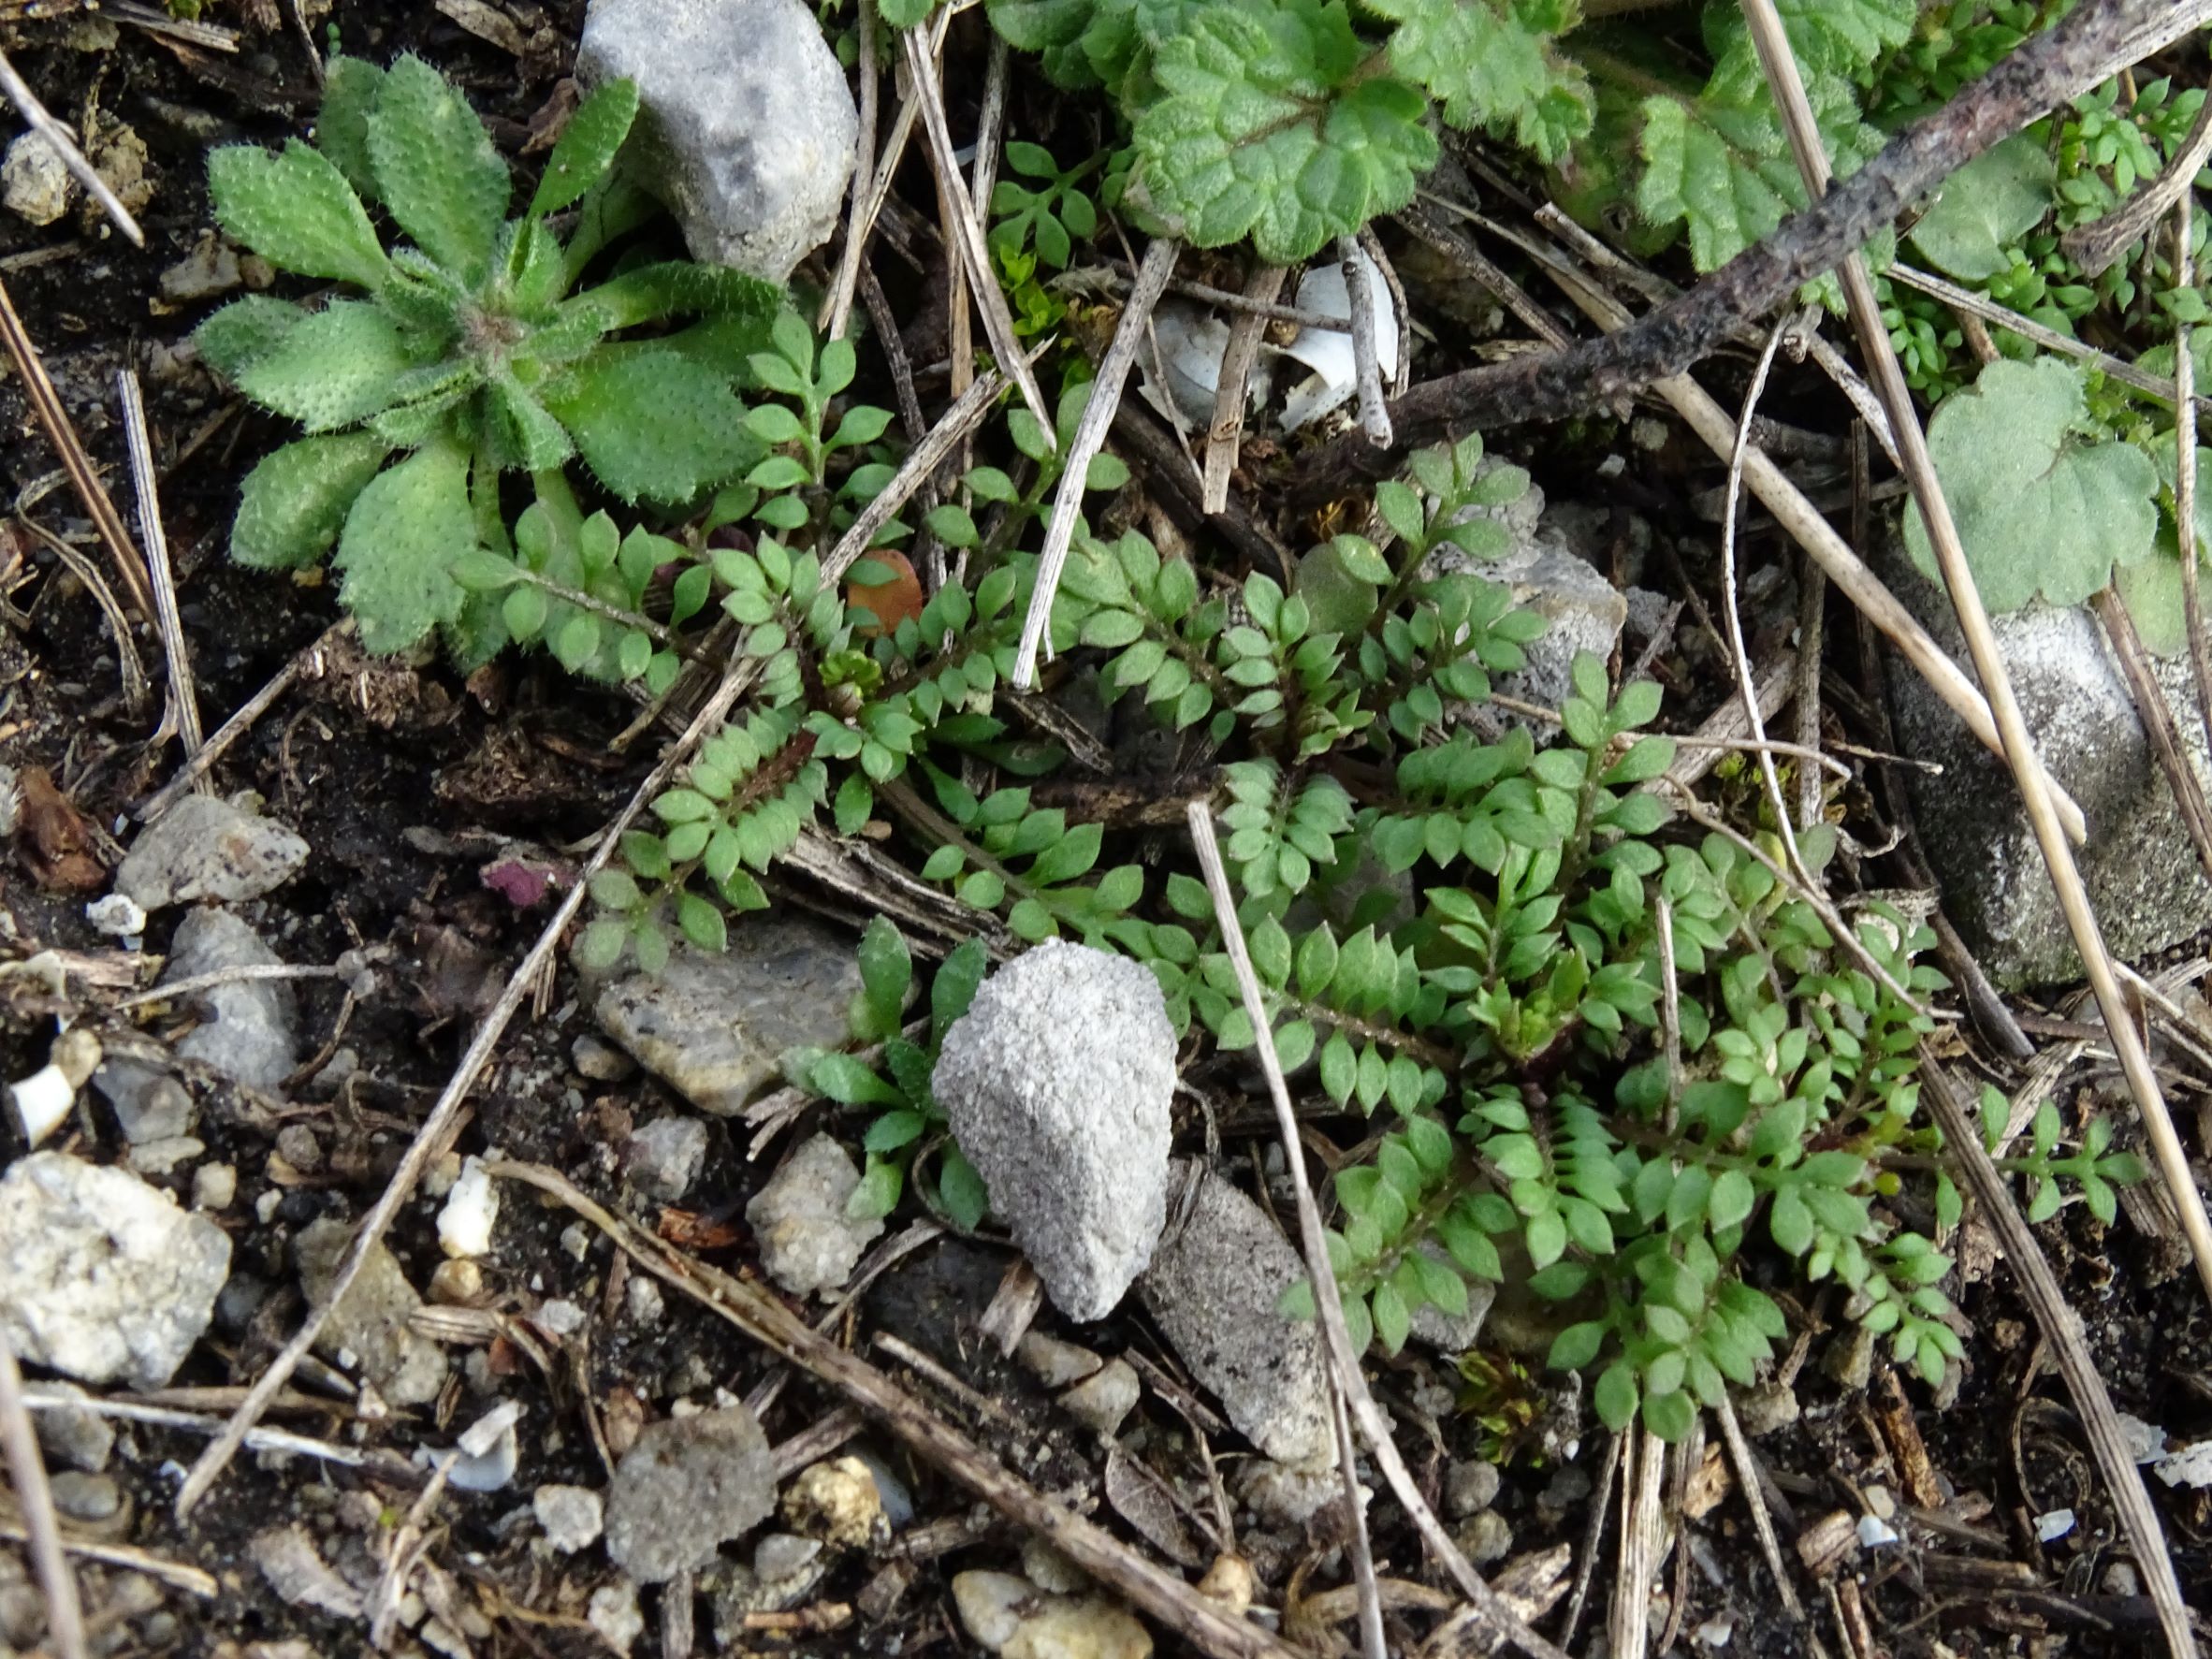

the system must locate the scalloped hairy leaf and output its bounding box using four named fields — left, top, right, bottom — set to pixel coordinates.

left=334, top=439, right=475, bottom=651
left=1904, top=357, right=2160, bottom=611
left=545, top=350, right=754, bottom=502
left=368, top=53, right=510, bottom=283
left=236, top=300, right=416, bottom=431
left=208, top=139, right=392, bottom=290
left=315, top=56, right=388, bottom=201
left=1754, top=0, right=1914, bottom=74
left=530, top=76, right=639, bottom=216
left=1906, top=132, right=2054, bottom=283
left=1136, top=0, right=1434, bottom=263
left=1634, top=59, right=1885, bottom=274
left=986, top=0, right=1101, bottom=85
left=1370, top=0, right=1591, bottom=161
left=231, top=431, right=391, bottom=570
left=193, top=295, right=306, bottom=383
